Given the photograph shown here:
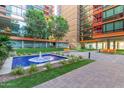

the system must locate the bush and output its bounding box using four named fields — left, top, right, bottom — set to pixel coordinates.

left=60, top=52, right=64, bottom=56
left=17, top=53, right=21, bottom=56
left=44, top=63, right=52, bottom=70
left=76, top=43, right=81, bottom=51
left=11, top=67, right=25, bottom=75
left=79, top=55, right=83, bottom=59
left=67, top=55, right=82, bottom=63
left=60, top=60, right=68, bottom=66
left=28, top=64, right=38, bottom=74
